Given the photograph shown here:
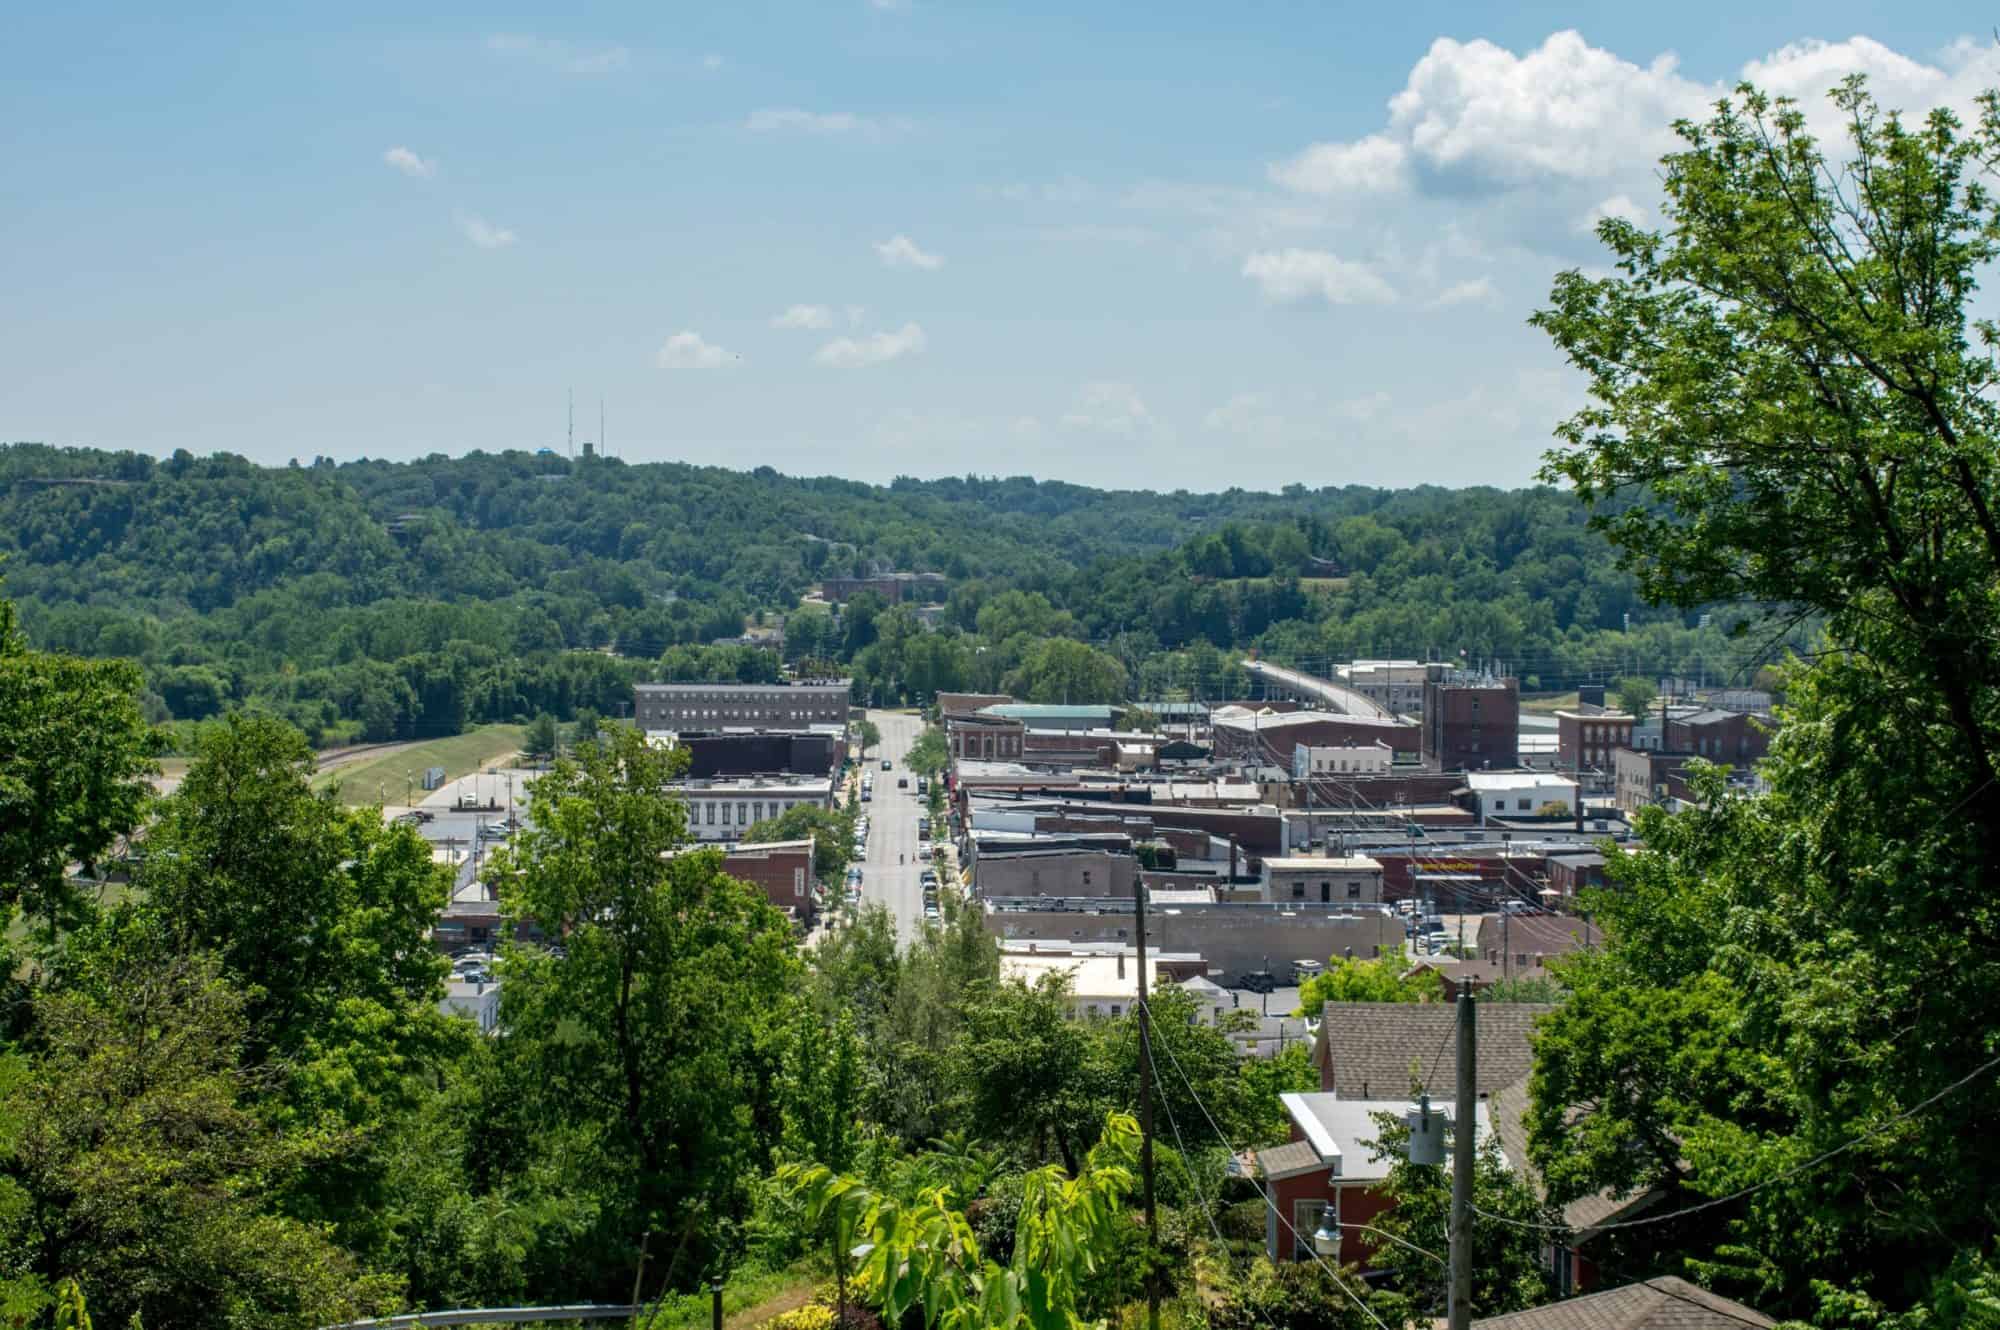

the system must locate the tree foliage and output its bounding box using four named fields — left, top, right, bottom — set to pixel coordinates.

left=1528, top=79, right=2000, bottom=1319
left=490, top=728, right=799, bottom=1294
